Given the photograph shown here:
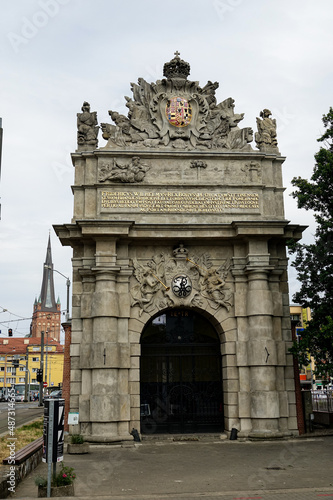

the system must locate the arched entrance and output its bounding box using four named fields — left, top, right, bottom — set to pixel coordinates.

left=140, top=309, right=224, bottom=434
